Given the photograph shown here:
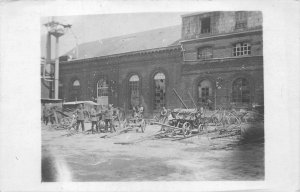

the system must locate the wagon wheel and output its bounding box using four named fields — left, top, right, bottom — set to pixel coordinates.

left=140, top=119, right=146, bottom=133
left=198, top=123, right=203, bottom=133
left=182, top=122, right=191, bottom=137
